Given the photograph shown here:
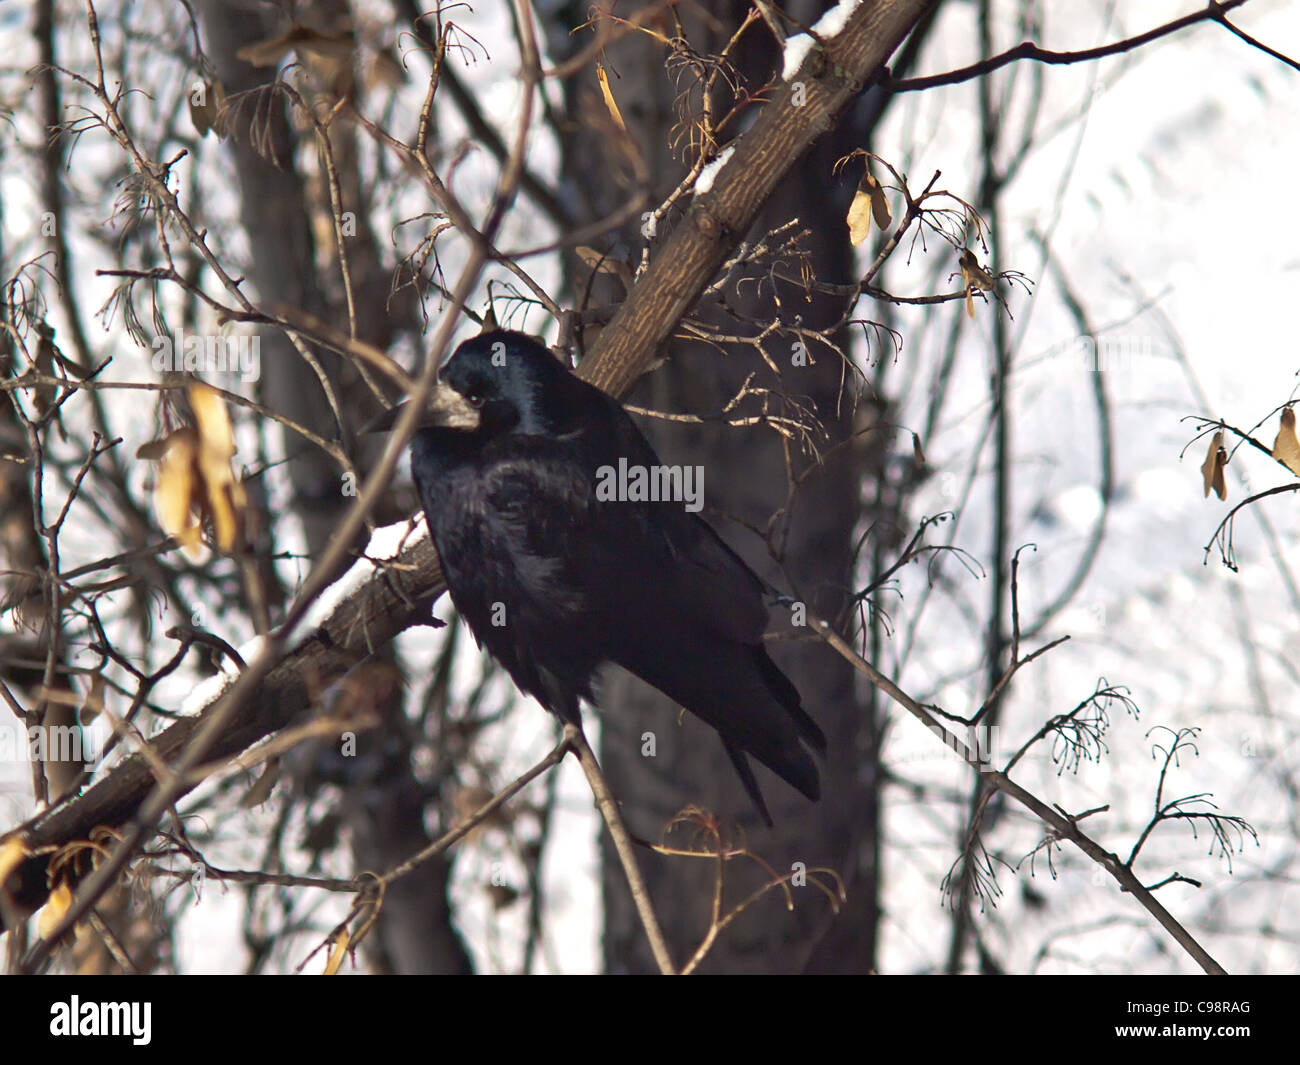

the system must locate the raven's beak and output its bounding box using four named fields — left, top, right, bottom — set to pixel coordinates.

left=364, top=381, right=480, bottom=434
